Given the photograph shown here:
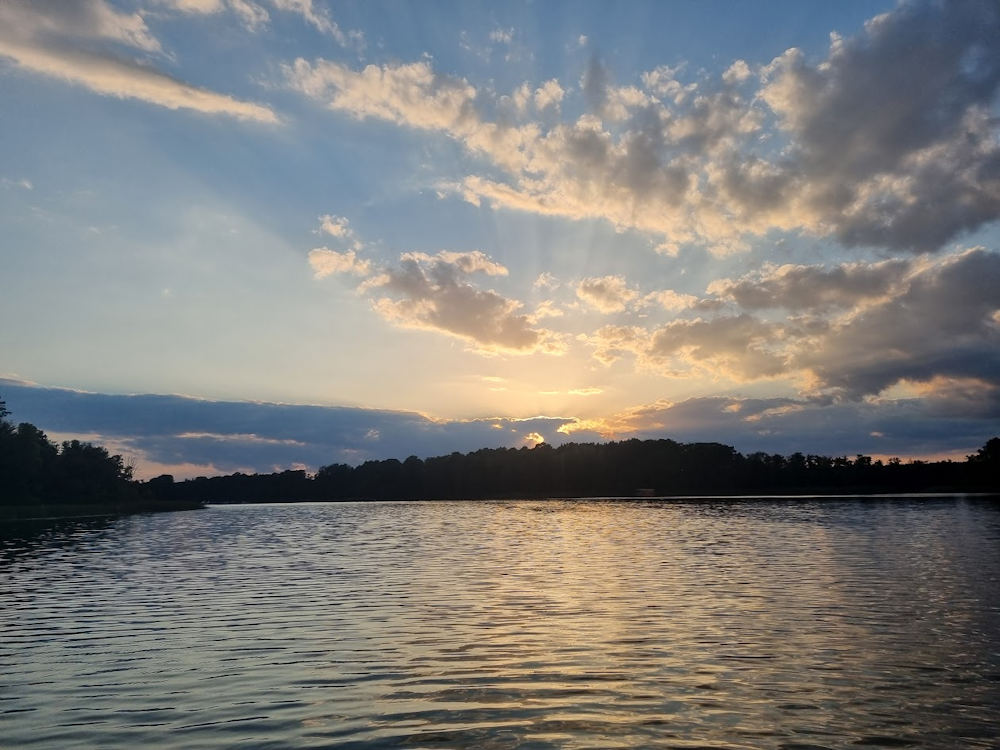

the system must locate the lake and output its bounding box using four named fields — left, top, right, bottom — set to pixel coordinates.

left=2, top=498, right=999, bottom=748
